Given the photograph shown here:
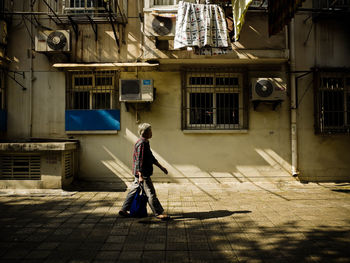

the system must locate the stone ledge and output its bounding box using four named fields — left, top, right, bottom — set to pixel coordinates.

left=0, top=142, right=78, bottom=152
